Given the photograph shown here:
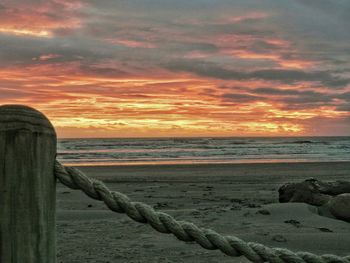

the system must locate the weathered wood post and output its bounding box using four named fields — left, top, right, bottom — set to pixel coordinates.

left=0, top=105, right=57, bottom=262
